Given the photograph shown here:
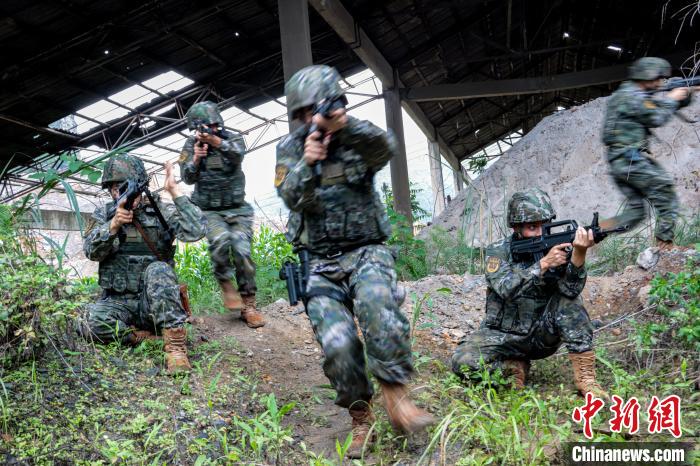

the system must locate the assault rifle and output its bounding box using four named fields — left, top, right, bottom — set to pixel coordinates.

left=279, top=249, right=310, bottom=306
left=309, top=96, right=347, bottom=177
left=653, top=76, right=700, bottom=115
left=192, top=118, right=228, bottom=150
left=106, top=178, right=172, bottom=235
left=656, top=76, right=700, bottom=93
left=510, top=212, right=628, bottom=263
